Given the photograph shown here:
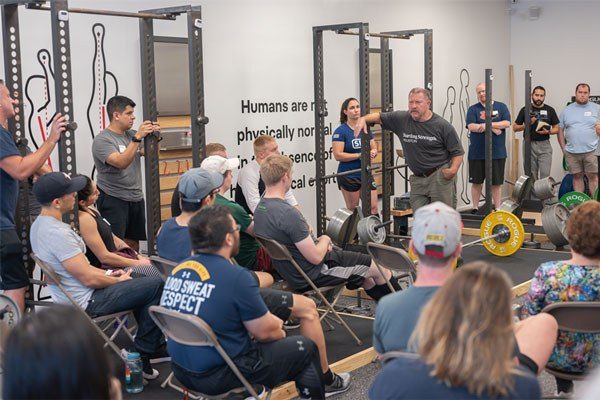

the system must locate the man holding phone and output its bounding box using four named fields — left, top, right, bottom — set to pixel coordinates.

left=513, top=86, right=560, bottom=182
